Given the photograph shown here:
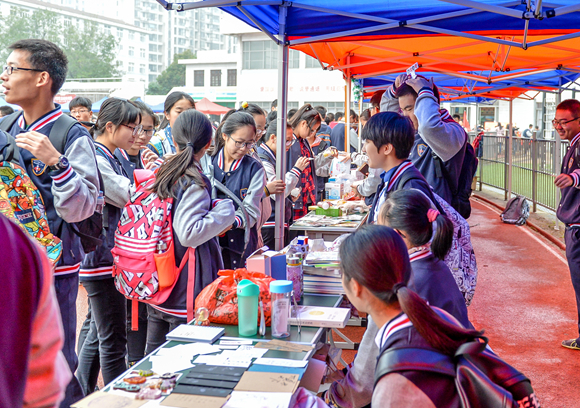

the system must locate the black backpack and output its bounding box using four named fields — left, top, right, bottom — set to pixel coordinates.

left=433, top=141, right=478, bottom=219
left=375, top=338, right=536, bottom=408
left=0, top=112, right=104, bottom=252
left=500, top=195, right=529, bottom=226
